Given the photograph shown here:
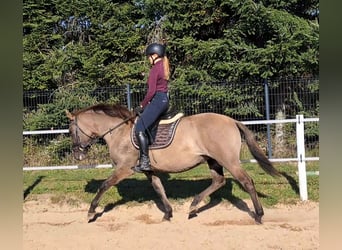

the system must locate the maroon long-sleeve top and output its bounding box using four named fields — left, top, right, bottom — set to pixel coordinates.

left=140, top=60, right=168, bottom=108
